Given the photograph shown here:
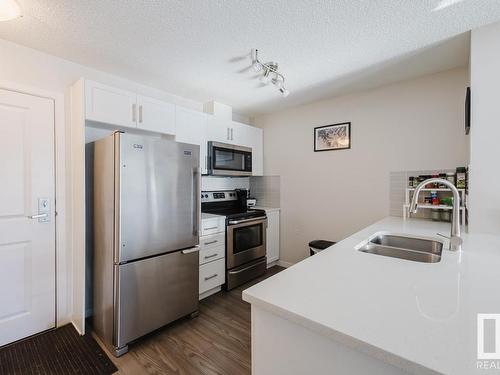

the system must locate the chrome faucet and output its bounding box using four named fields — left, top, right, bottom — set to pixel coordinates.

left=409, top=178, right=462, bottom=251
